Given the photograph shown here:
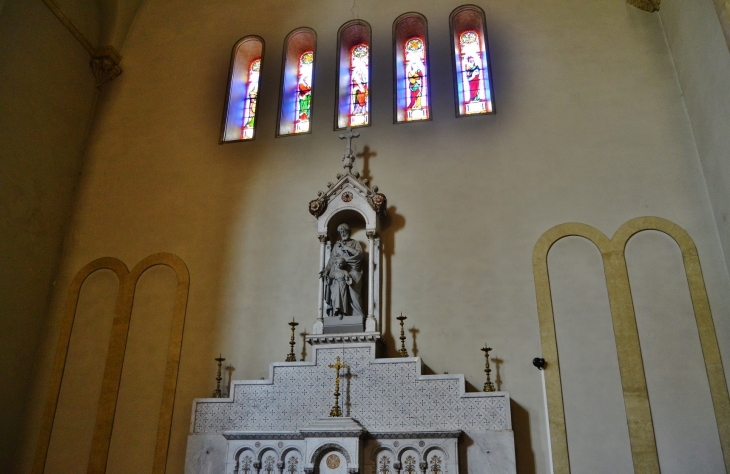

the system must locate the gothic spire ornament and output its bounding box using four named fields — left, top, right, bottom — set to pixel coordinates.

left=338, top=126, right=360, bottom=174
